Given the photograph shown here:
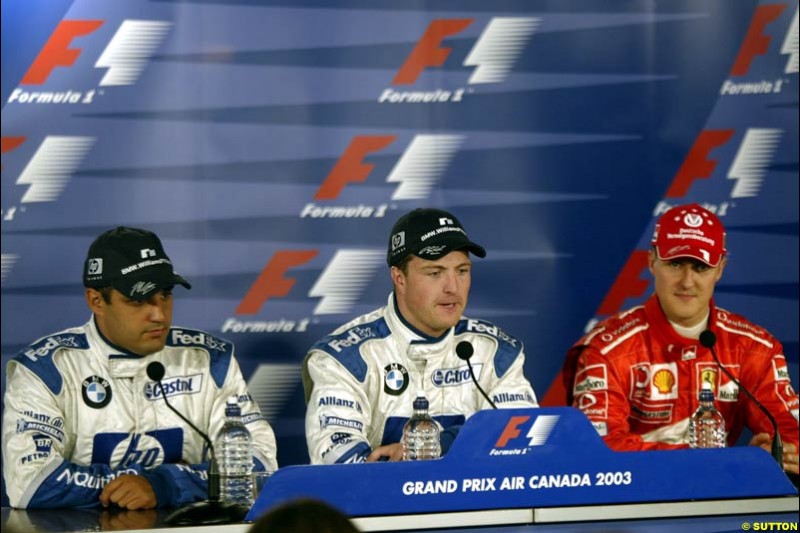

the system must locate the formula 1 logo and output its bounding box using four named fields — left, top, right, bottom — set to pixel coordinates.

left=7, top=19, right=171, bottom=105
left=590, top=127, right=783, bottom=322
left=1, top=135, right=95, bottom=221
left=721, top=5, right=797, bottom=95
left=490, top=414, right=559, bottom=456
left=380, top=17, right=539, bottom=103
left=1, top=254, right=19, bottom=286
left=222, top=249, right=384, bottom=334
left=666, top=128, right=782, bottom=200
left=301, top=134, right=463, bottom=219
